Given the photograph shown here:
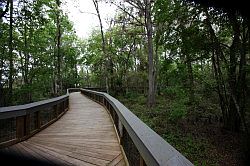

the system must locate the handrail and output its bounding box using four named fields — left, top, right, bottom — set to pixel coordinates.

left=0, top=92, right=69, bottom=148
left=84, top=87, right=107, bottom=92
left=0, top=95, right=68, bottom=120
left=78, top=88, right=193, bottom=166
left=0, top=88, right=193, bottom=165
